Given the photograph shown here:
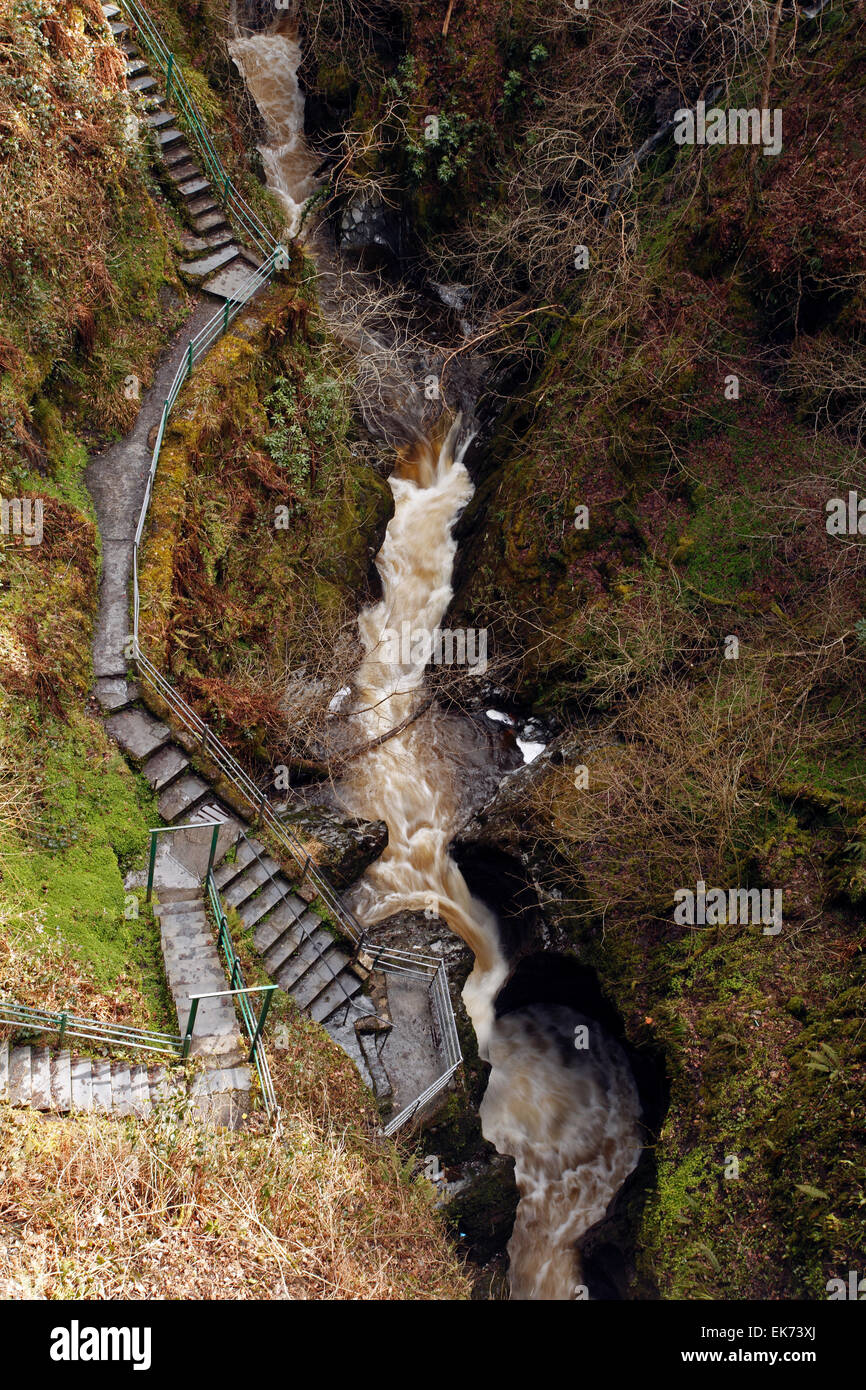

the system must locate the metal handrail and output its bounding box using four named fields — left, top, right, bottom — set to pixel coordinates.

left=205, top=872, right=279, bottom=1119
left=0, top=998, right=184, bottom=1058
